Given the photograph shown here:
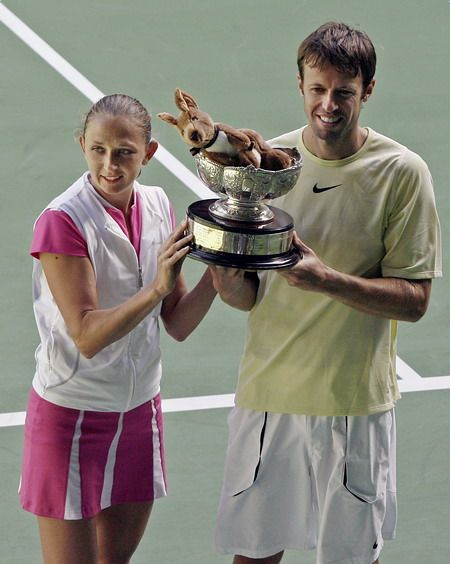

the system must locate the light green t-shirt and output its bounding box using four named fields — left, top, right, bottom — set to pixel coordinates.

left=235, top=127, right=442, bottom=416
